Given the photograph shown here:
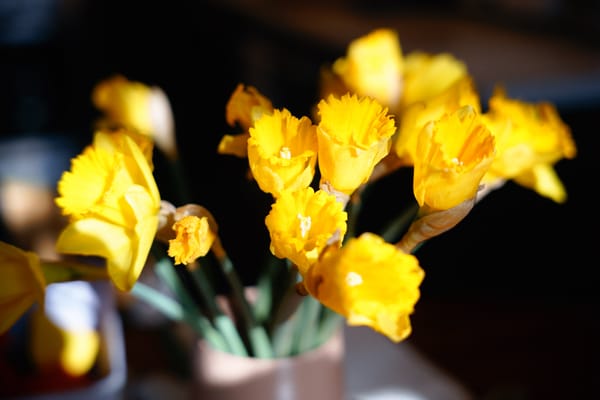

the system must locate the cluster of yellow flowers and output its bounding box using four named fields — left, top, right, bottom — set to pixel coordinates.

left=0, top=27, right=576, bottom=368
